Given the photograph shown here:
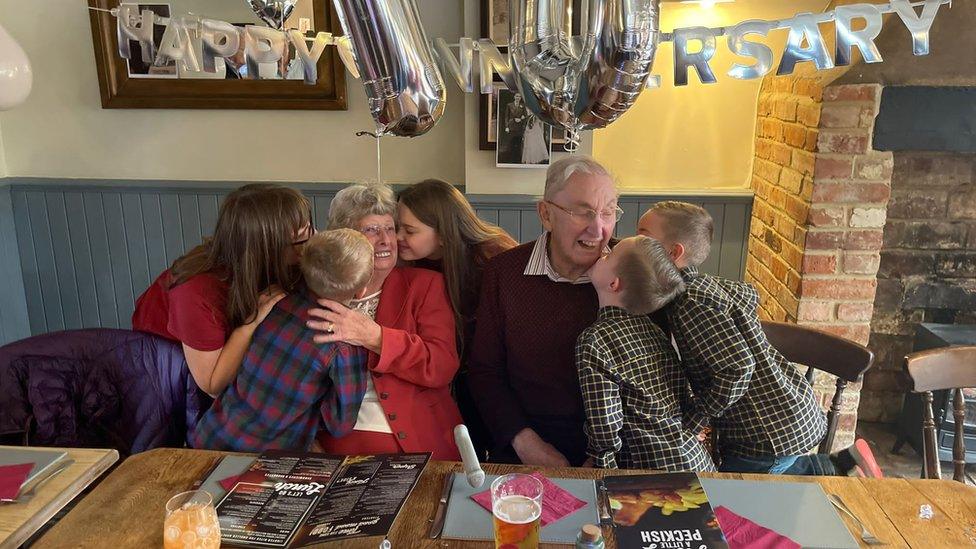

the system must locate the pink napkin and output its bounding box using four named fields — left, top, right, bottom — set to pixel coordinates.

left=219, top=474, right=243, bottom=491
left=715, top=506, right=801, bottom=549
left=0, top=463, right=34, bottom=500
left=470, top=473, right=586, bottom=527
